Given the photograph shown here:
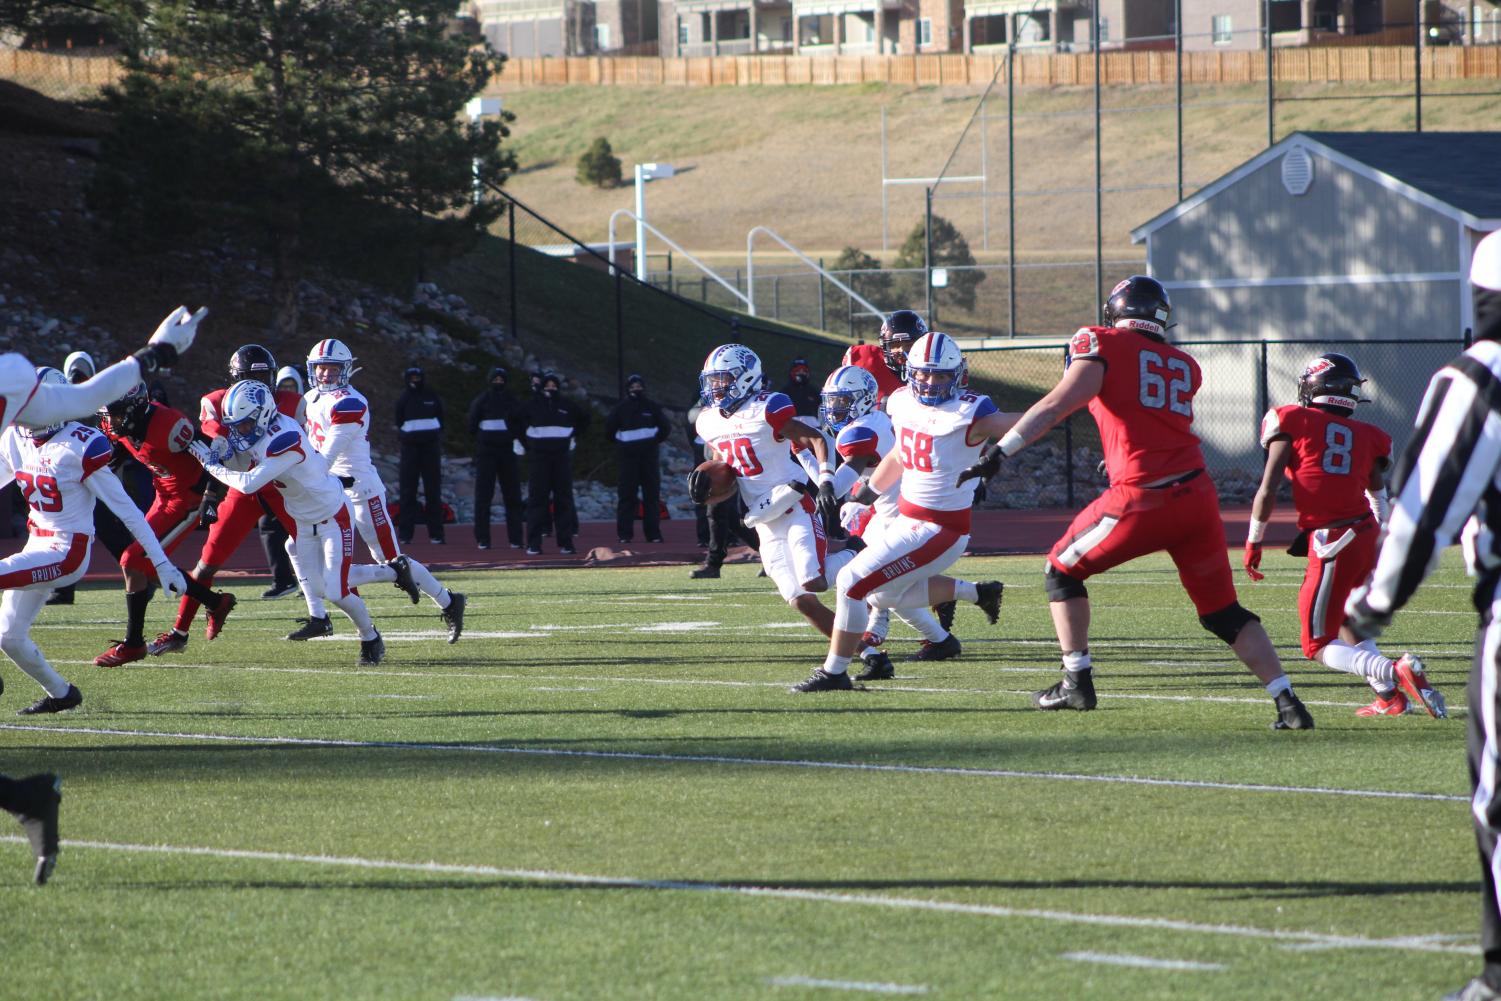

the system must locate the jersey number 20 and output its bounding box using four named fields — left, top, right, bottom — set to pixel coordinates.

left=716, top=437, right=764, bottom=477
